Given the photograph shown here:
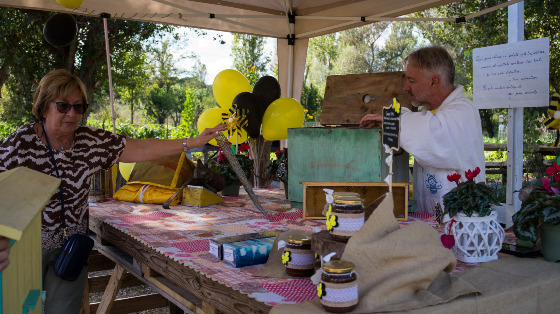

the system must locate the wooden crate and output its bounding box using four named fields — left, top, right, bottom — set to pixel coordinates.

left=321, top=72, right=413, bottom=126
left=302, top=181, right=409, bottom=221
